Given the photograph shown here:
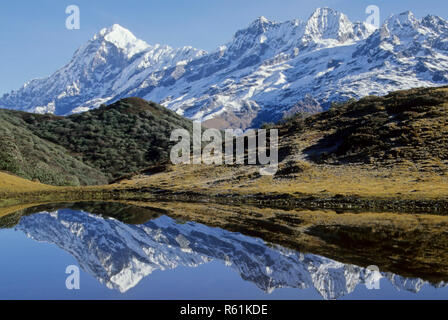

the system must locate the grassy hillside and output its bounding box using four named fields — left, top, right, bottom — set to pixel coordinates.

left=23, top=98, right=193, bottom=181
left=279, top=86, right=448, bottom=167
left=0, top=86, right=448, bottom=213
left=0, top=98, right=193, bottom=185
left=115, top=86, right=448, bottom=203
left=0, top=171, right=56, bottom=194
left=1, top=86, right=447, bottom=200
left=0, top=111, right=108, bottom=186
